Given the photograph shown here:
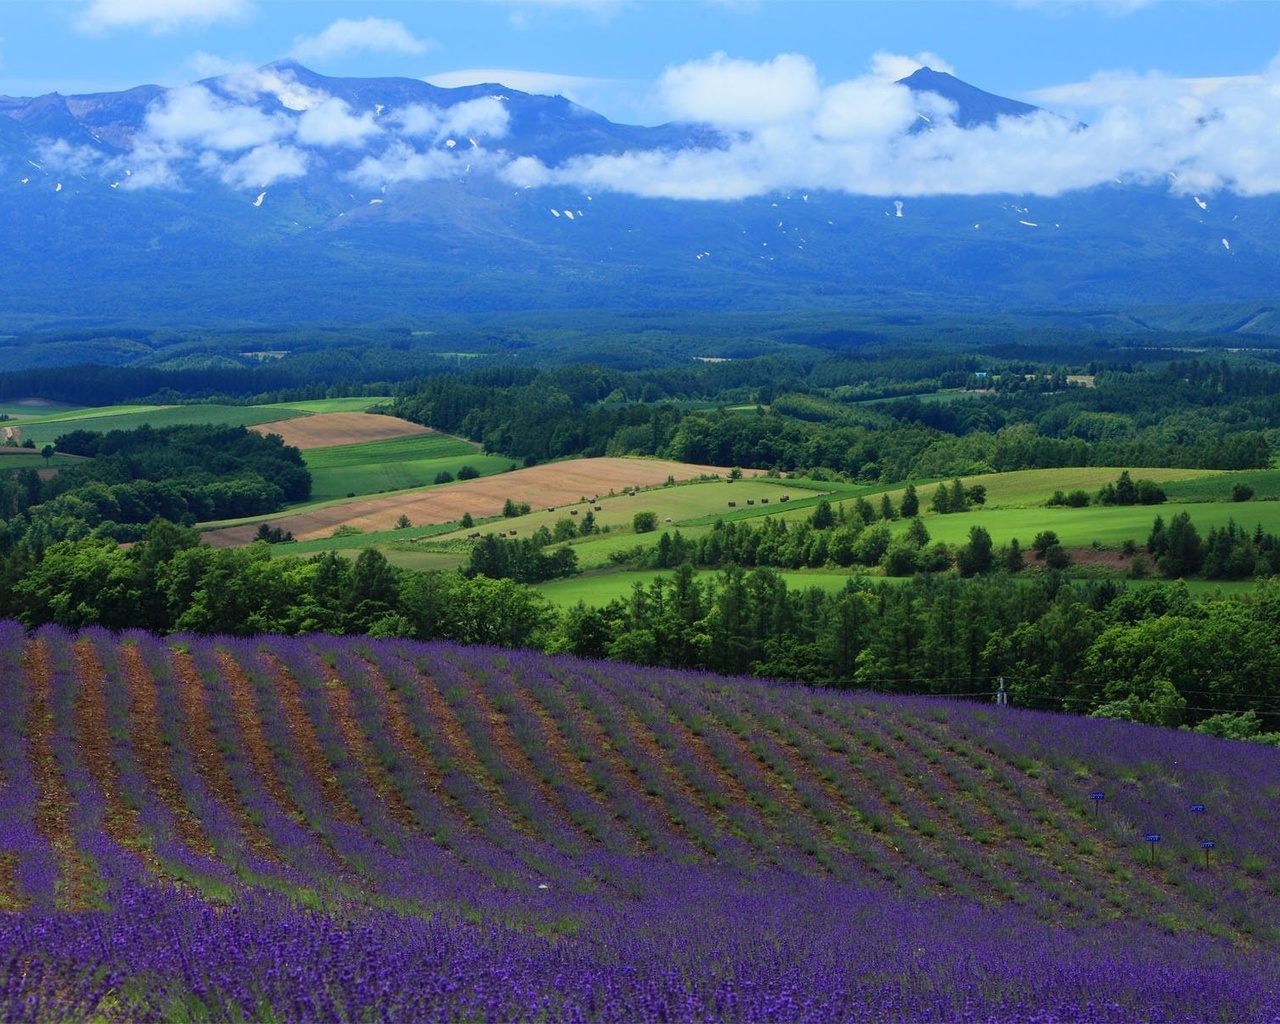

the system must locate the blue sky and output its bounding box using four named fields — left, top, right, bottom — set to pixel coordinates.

left=5, top=1, right=1280, bottom=200
left=4, top=1, right=1278, bottom=124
